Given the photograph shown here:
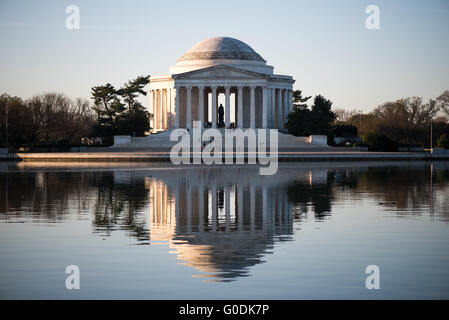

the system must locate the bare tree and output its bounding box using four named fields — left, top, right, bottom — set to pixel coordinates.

left=28, top=93, right=95, bottom=145
left=437, top=90, right=449, bottom=117
left=372, top=97, right=440, bottom=146
left=334, top=109, right=358, bottom=124
left=61, top=98, right=95, bottom=143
